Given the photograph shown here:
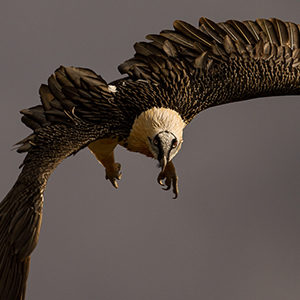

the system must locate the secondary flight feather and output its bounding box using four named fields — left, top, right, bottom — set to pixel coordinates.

left=0, top=17, right=299, bottom=299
